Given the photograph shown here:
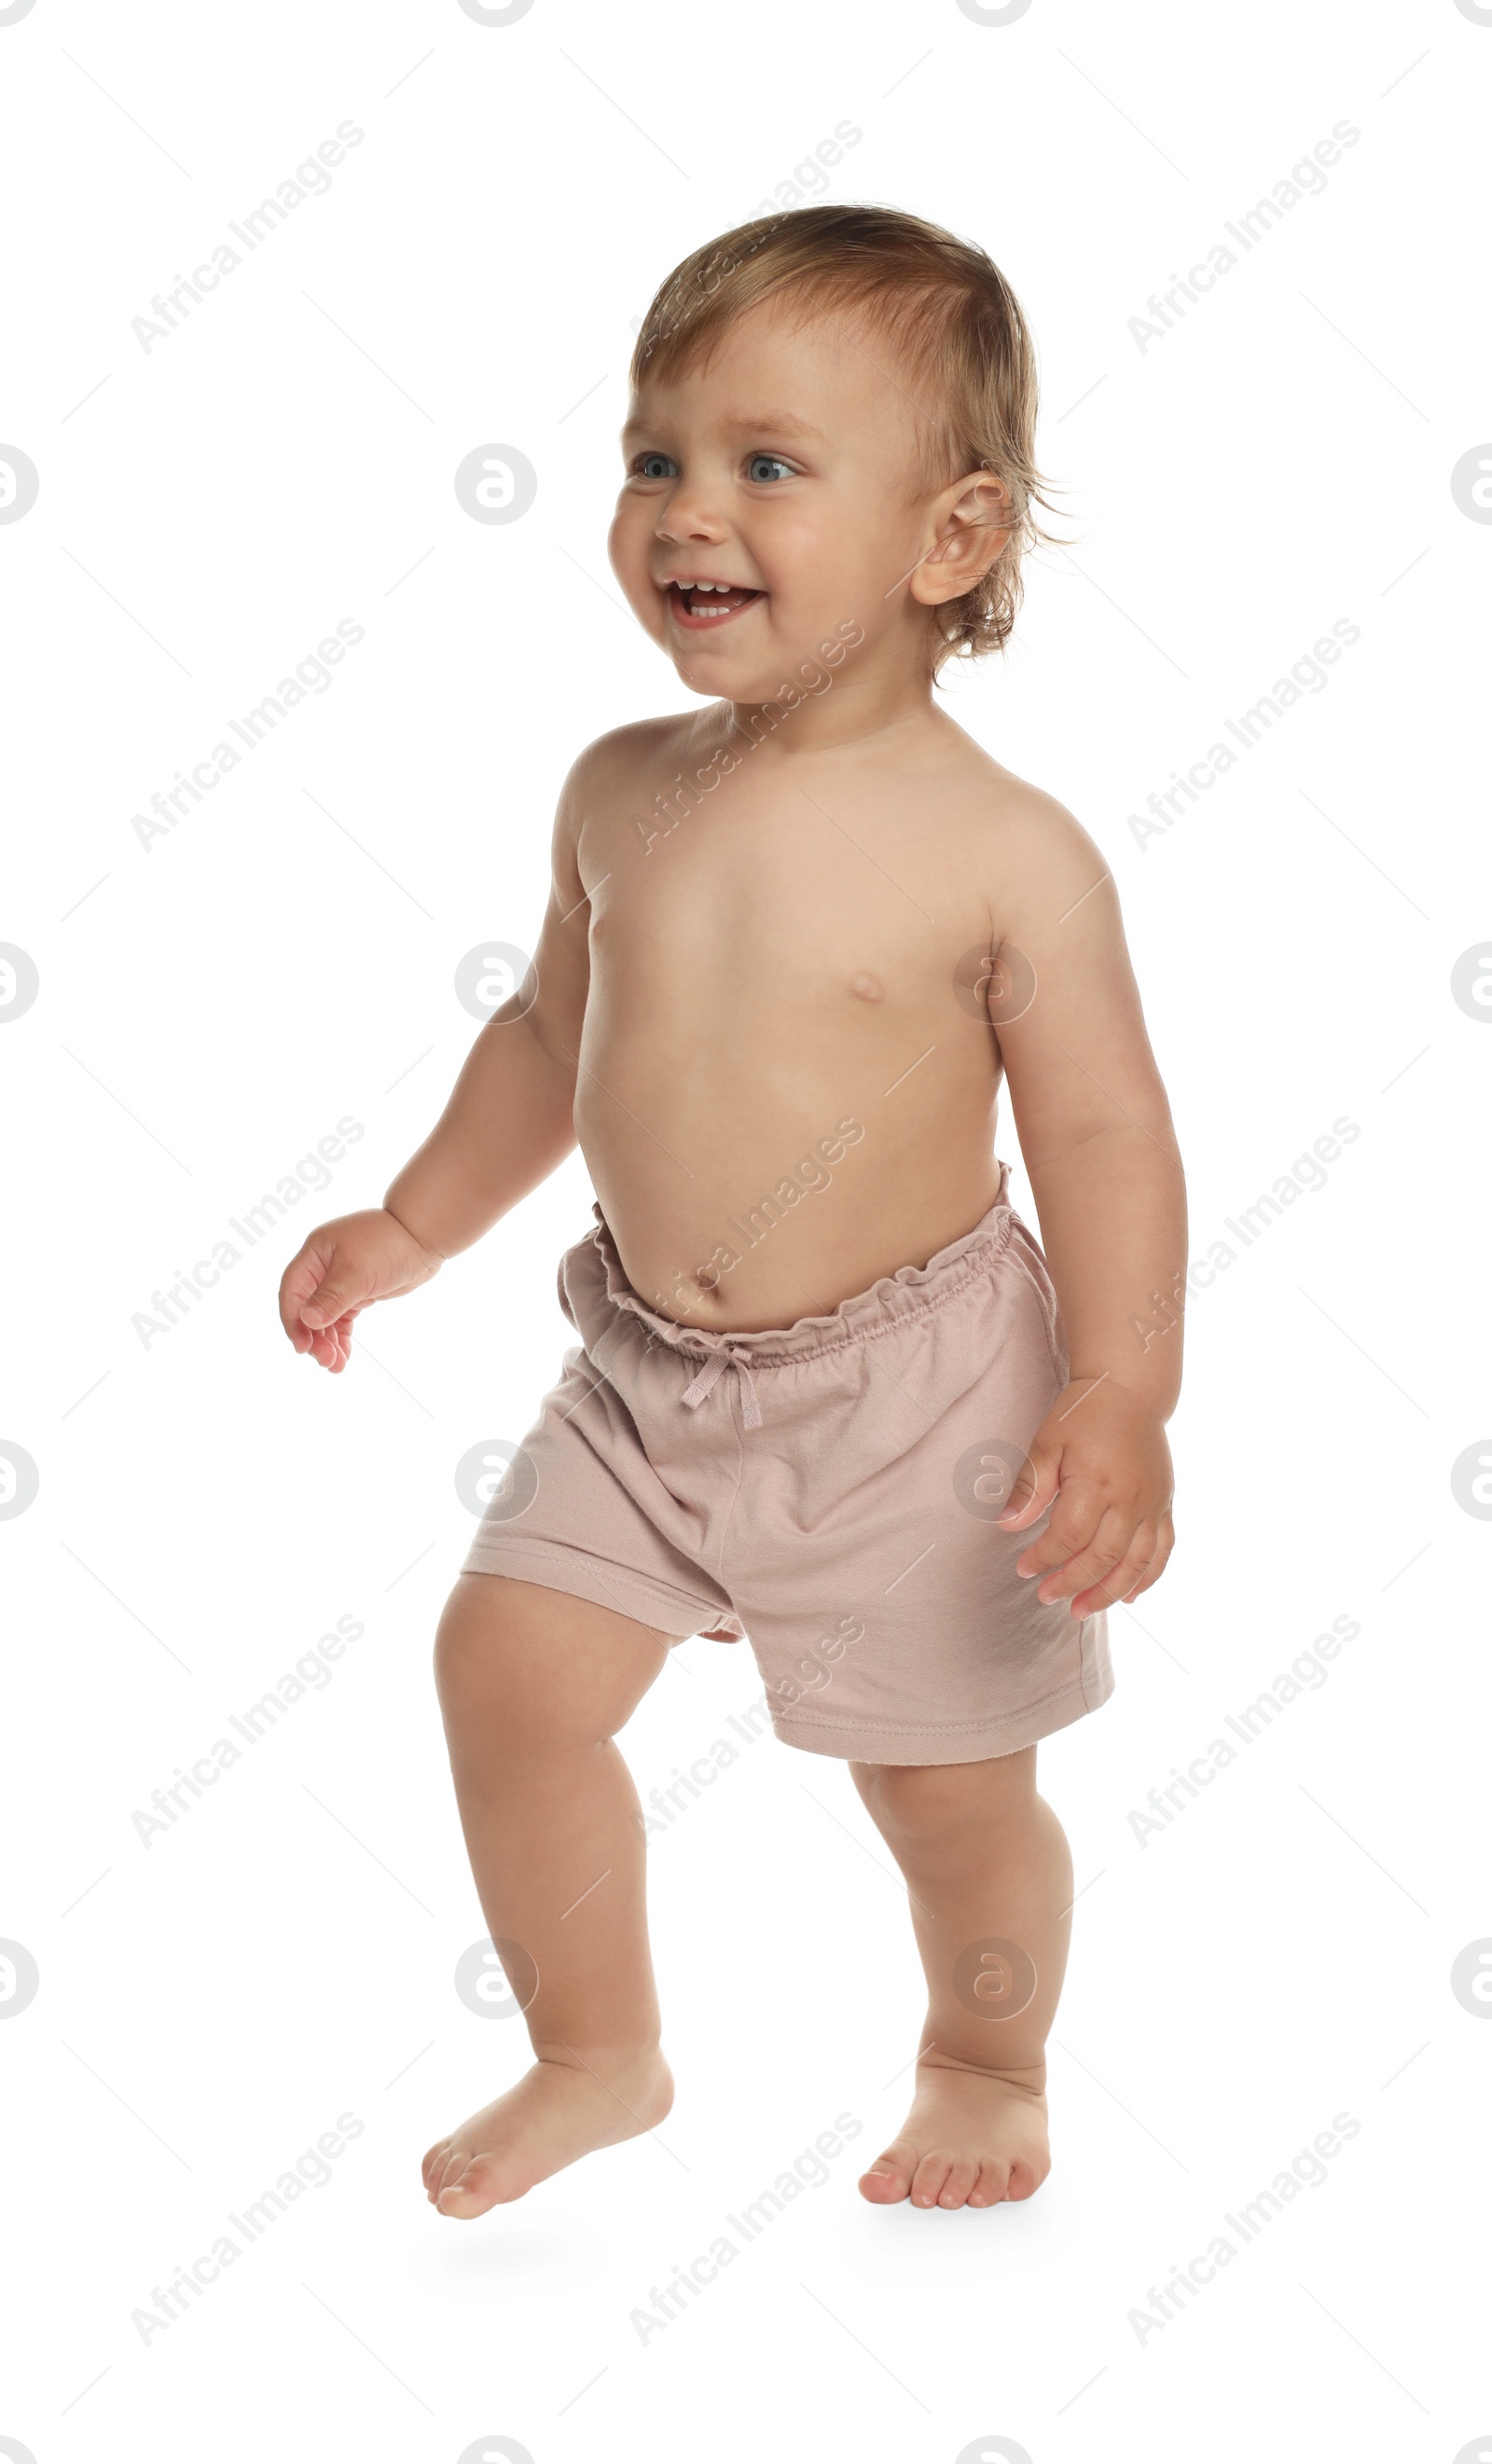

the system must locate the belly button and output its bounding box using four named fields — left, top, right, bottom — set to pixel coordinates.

left=850, top=971, right=884, bottom=1003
